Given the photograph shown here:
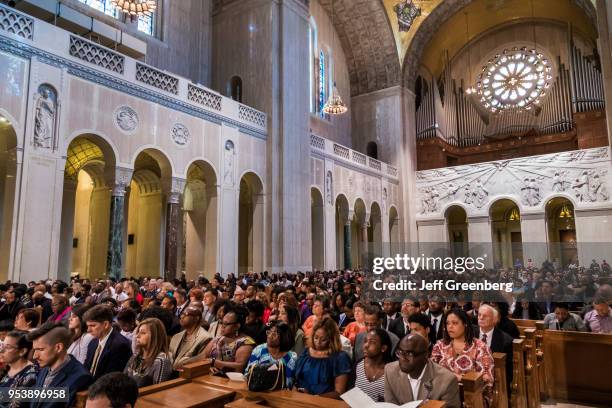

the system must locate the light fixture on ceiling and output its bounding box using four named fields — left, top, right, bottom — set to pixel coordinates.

left=559, top=204, right=573, bottom=219
left=322, top=0, right=348, bottom=116
left=464, top=12, right=476, bottom=95
left=508, top=207, right=520, bottom=221
left=111, top=0, right=156, bottom=17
